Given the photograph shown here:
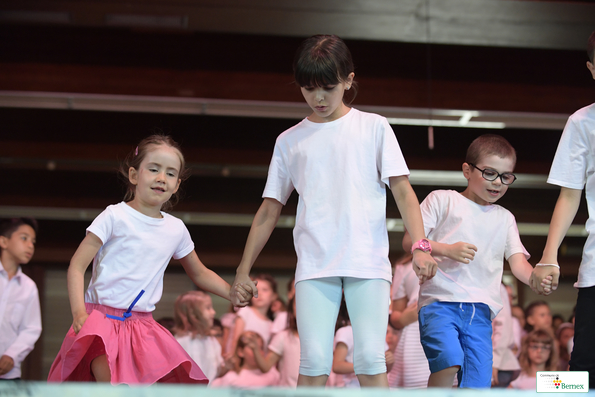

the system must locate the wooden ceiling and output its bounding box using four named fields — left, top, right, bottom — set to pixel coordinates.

left=1, top=0, right=594, bottom=275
